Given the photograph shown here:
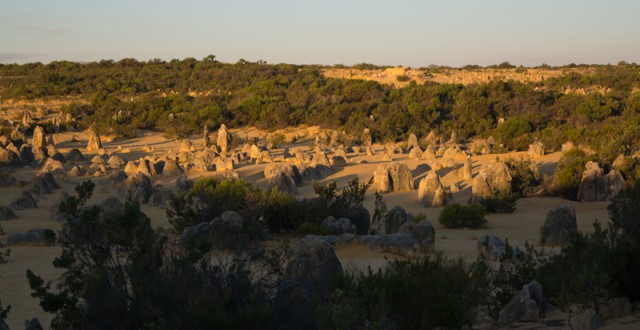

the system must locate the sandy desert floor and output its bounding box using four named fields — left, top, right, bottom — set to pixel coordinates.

left=0, top=126, right=637, bottom=329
